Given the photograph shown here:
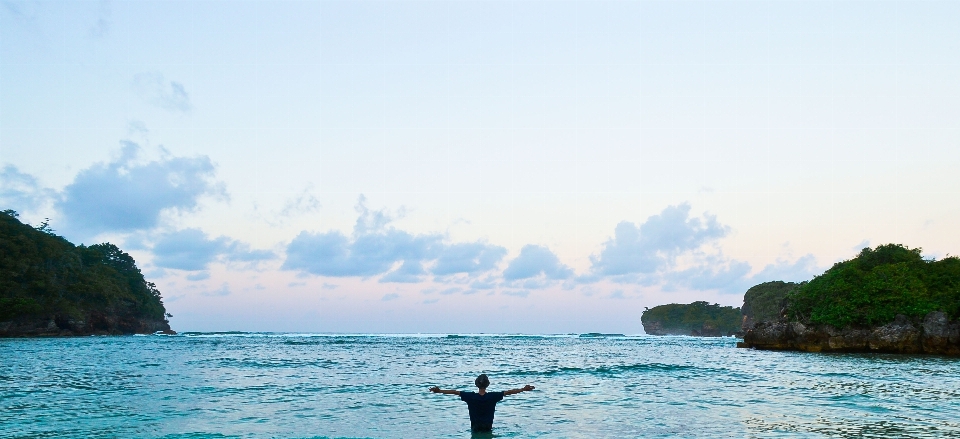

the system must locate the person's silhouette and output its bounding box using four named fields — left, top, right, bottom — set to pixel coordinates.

left=430, top=374, right=536, bottom=432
